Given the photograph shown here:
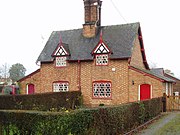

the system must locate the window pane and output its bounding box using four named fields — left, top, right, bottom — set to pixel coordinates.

left=56, top=57, right=67, bottom=67
left=53, top=82, right=69, bottom=92
left=96, top=54, right=108, bottom=65
left=93, top=82, right=111, bottom=98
